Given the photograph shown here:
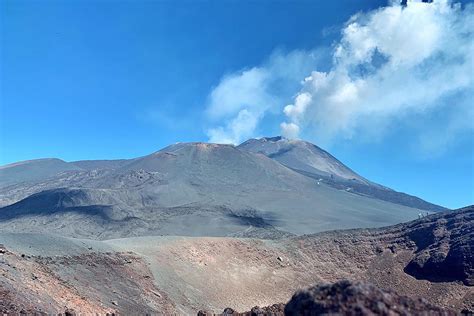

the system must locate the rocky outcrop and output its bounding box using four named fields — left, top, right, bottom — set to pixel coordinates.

left=198, top=304, right=285, bottom=316
left=403, top=206, right=473, bottom=285
left=284, top=280, right=455, bottom=316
